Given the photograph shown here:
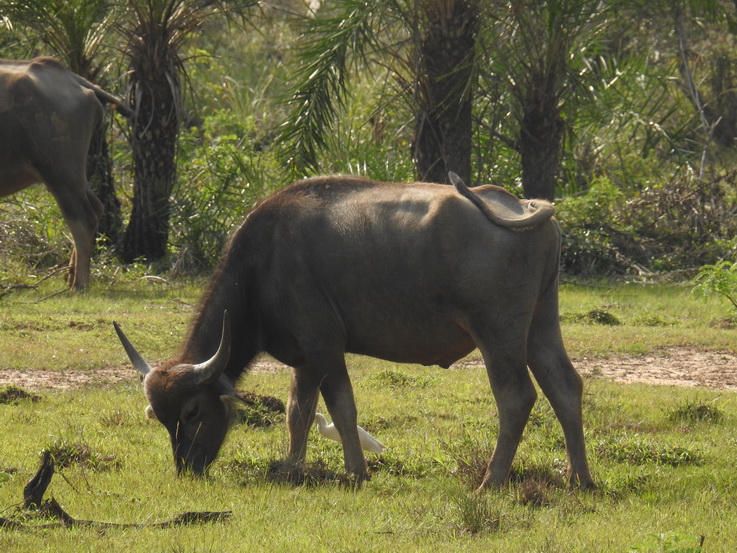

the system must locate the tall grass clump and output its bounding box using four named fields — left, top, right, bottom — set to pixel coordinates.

left=447, top=486, right=505, bottom=535
left=0, top=190, right=72, bottom=285
left=666, top=399, right=725, bottom=425
left=42, top=439, right=120, bottom=471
